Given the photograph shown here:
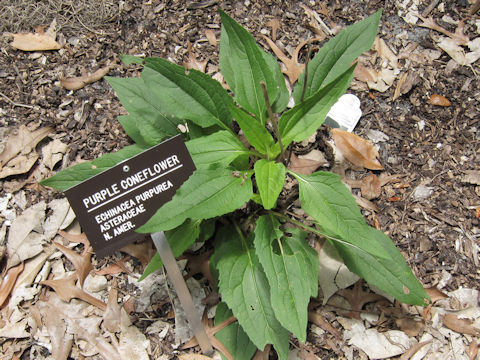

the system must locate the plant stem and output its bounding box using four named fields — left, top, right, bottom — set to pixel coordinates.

left=300, top=42, right=314, bottom=103
left=260, top=81, right=285, bottom=163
